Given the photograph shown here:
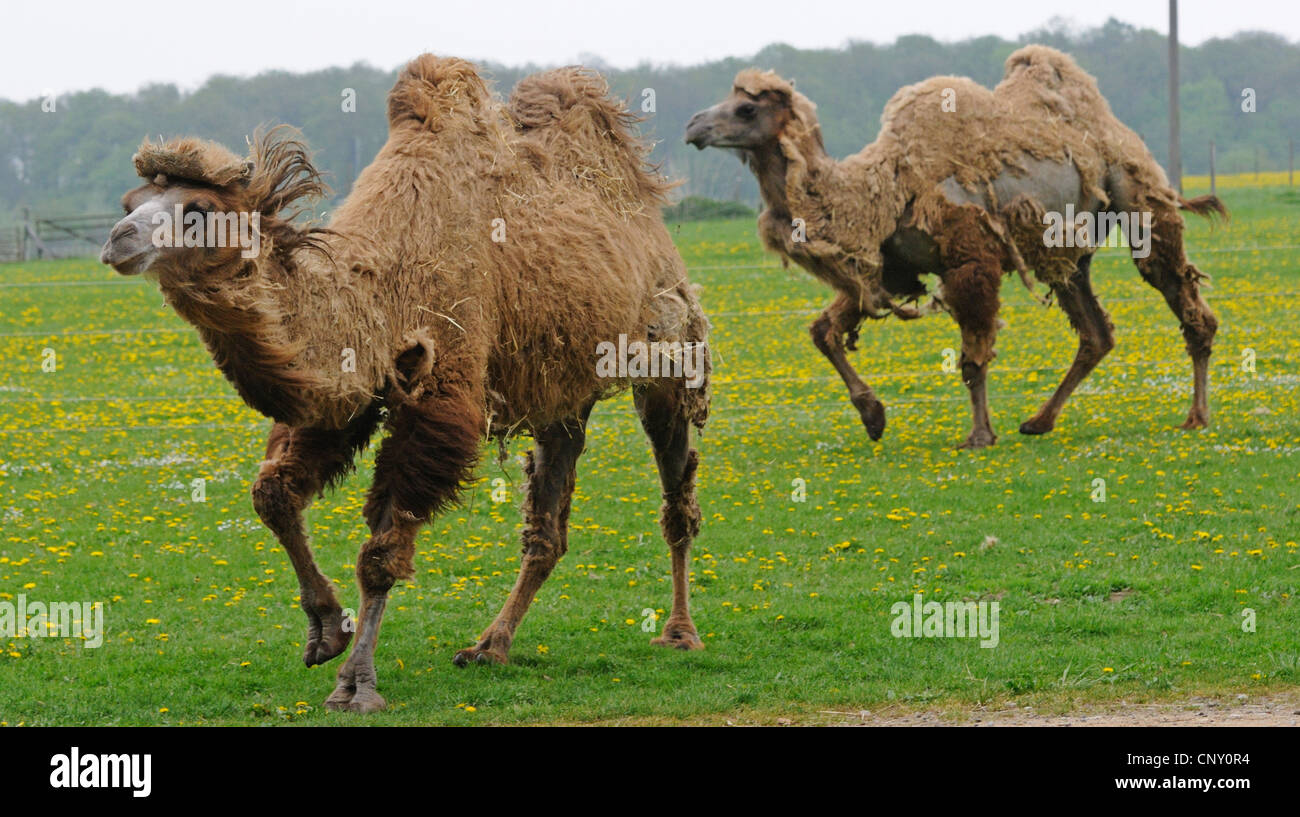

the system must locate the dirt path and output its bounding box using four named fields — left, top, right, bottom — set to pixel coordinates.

left=807, top=695, right=1300, bottom=726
